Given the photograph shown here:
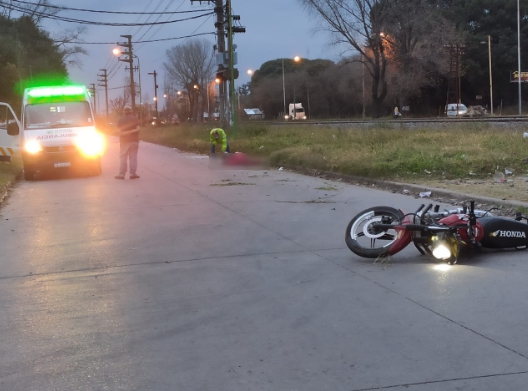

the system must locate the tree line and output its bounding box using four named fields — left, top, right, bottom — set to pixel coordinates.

left=247, top=0, right=528, bottom=119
